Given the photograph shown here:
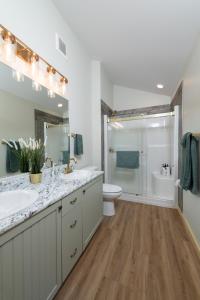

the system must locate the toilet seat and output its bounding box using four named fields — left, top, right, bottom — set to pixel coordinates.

left=103, top=184, right=122, bottom=216
left=103, top=184, right=122, bottom=194
left=103, top=184, right=122, bottom=199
